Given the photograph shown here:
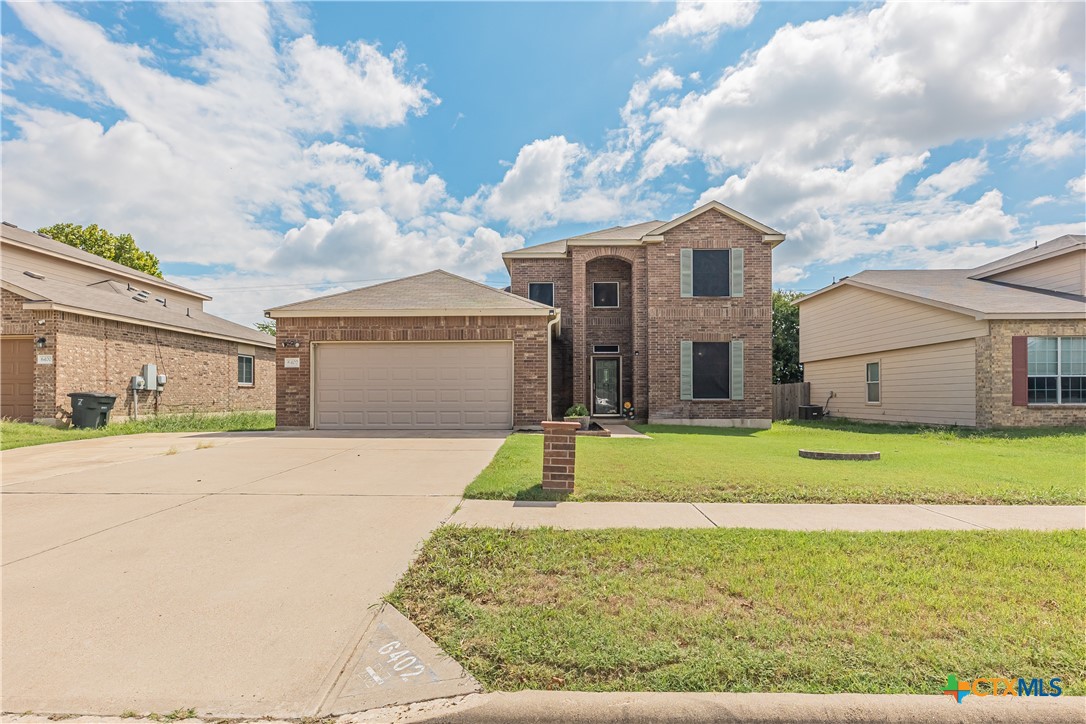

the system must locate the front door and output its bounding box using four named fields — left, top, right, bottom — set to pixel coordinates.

left=592, top=357, right=620, bottom=416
